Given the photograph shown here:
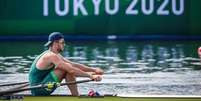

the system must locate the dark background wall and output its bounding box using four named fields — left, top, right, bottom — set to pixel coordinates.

left=0, top=0, right=200, bottom=36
